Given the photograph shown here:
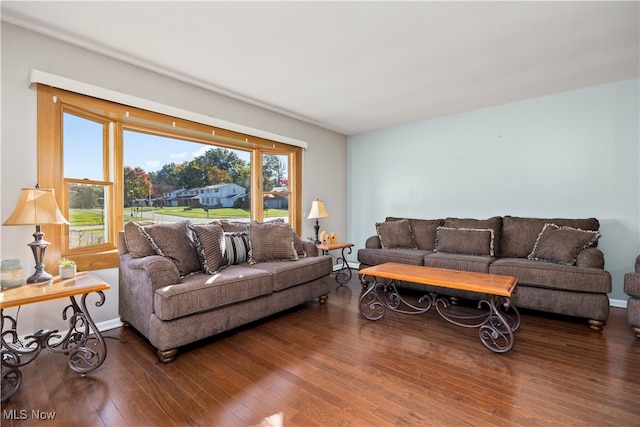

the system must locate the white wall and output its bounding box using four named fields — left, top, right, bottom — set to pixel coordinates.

left=0, top=23, right=348, bottom=334
left=348, top=78, right=640, bottom=302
